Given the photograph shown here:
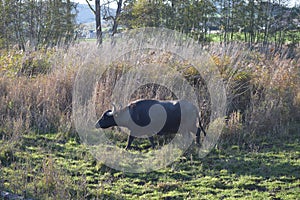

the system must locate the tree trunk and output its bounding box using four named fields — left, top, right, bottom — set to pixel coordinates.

left=112, top=0, right=123, bottom=36
left=96, top=0, right=102, bottom=45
